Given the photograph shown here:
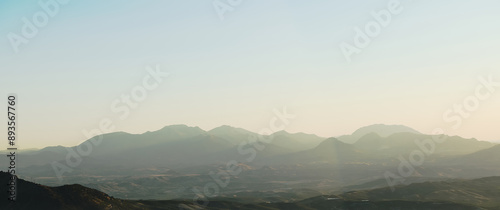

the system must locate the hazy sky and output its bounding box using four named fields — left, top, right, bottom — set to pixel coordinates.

left=1, top=0, right=499, bottom=149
